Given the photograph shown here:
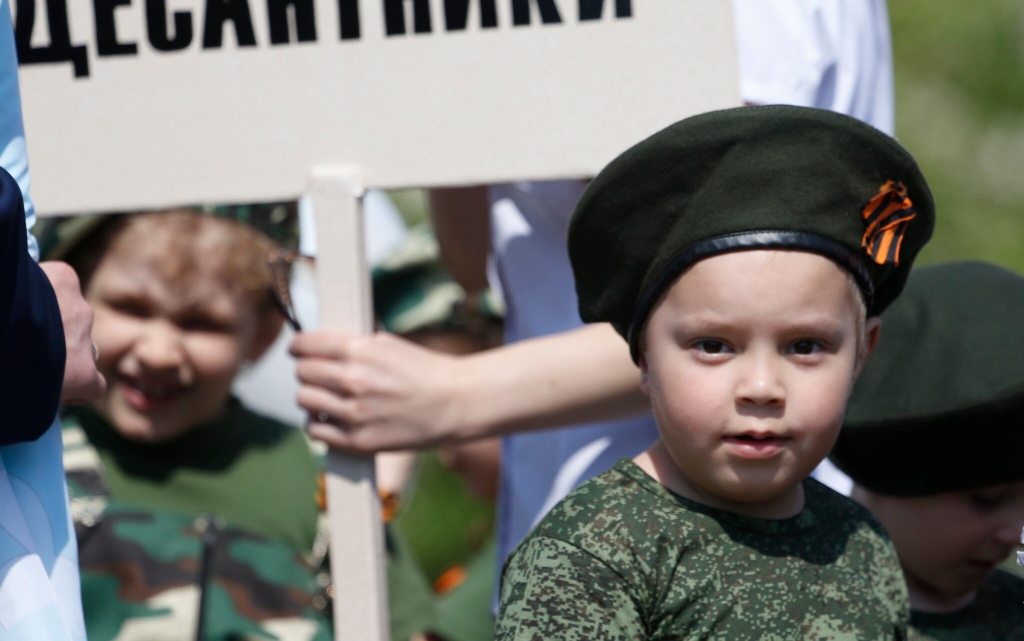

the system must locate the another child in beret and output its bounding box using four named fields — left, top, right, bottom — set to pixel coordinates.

left=496, top=105, right=935, bottom=639
left=831, top=261, right=1024, bottom=641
